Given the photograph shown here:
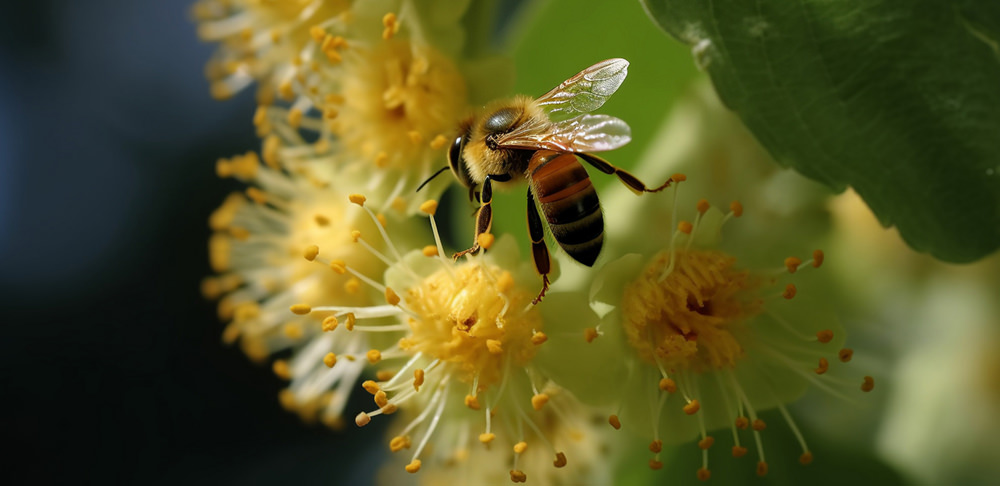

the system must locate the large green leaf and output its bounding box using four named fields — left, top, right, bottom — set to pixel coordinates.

left=642, top=0, right=1000, bottom=262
